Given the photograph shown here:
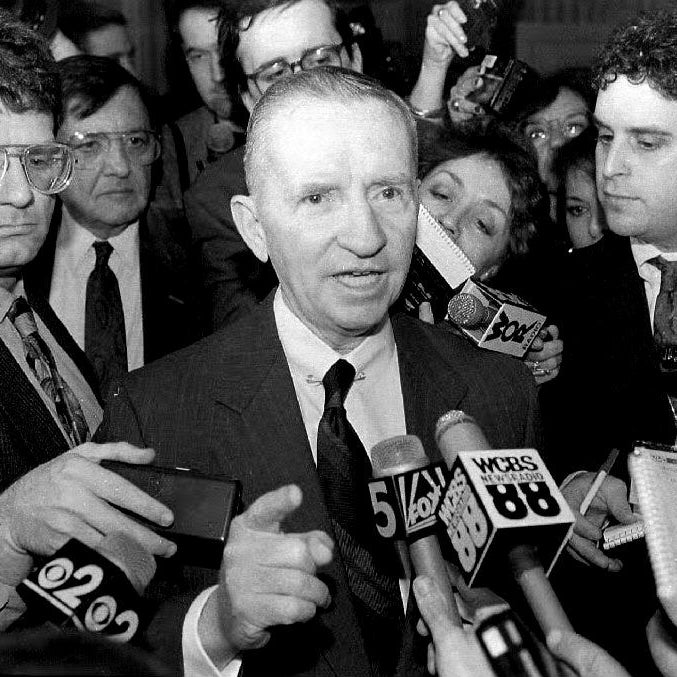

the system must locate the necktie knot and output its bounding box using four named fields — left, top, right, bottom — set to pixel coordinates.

left=7, top=296, right=38, bottom=338
left=93, top=240, right=113, bottom=268
left=651, top=256, right=677, bottom=280
left=322, top=359, right=356, bottom=409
